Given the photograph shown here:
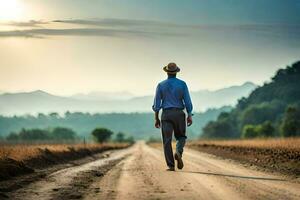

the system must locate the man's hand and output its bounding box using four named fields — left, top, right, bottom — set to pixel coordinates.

left=187, top=116, right=193, bottom=127
left=155, top=119, right=161, bottom=129
left=154, top=111, right=160, bottom=129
